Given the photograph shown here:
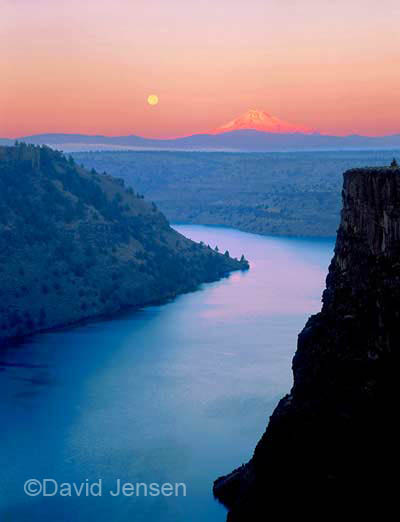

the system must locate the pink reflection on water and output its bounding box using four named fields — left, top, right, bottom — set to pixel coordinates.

left=201, top=260, right=325, bottom=320
left=175, top=225, right=331, bottom=321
